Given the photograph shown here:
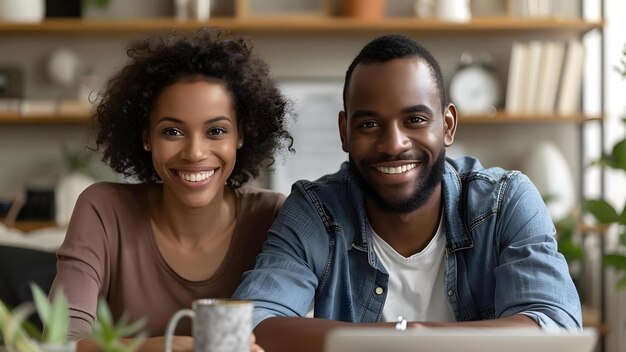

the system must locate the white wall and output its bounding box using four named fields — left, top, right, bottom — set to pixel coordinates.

left=600, top=1, right=626, bottom=351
